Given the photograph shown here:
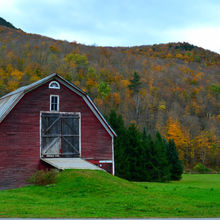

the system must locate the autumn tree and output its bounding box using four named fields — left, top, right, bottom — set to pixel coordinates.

left=166, top=117, right=191, bottom=165
left=64, top=53, right=88, bottom=81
